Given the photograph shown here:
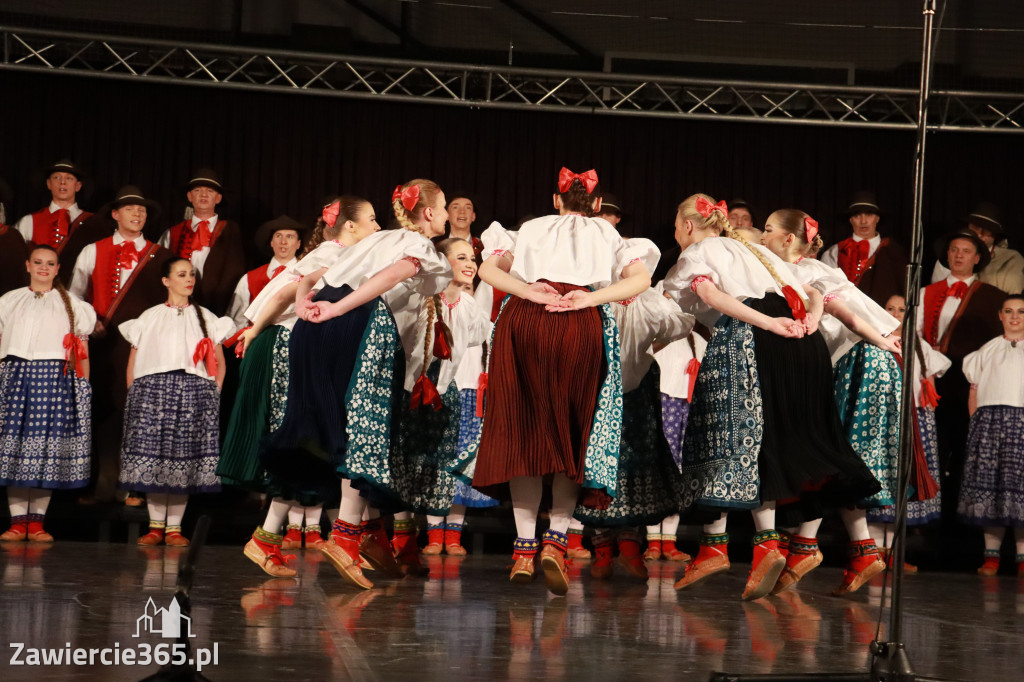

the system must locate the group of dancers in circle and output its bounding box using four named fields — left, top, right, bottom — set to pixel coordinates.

left=1, top=163, right=1023, bottom=600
